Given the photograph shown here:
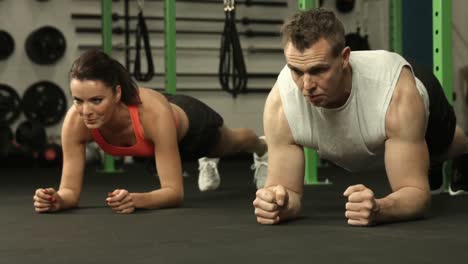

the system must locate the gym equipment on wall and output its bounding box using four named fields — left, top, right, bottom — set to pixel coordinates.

left=345, top=27, right=370, bottom=51
left=15, top=120, right=47, bottom=151
left=346, top=0, right=370, bottom=51
left=75, top=27, right=280, bottom=38
left=161, top=0, right=287, bottom=6
left=78, top=44, right=283, bottom=54
left=0, top=30, right=15, bottom=60
left=22, top=81, right=67, bottom=126
left=0, top=124, right=13, bottom=157
left=127, top=72, right=275, bottom=78
left=0, top=143, right=35, bottom=168
left=336, top=0, right=355, bottom=13
left=38, top=143, right=63, bottom=168
left=133, top=1, right=155, bottom=82
left=0, top=84, right=21, bottom=125
left=83, top=0, right=288, bottom=7
left=219, top=0, right=248, bottom=98
left=25, top=26, right=66, bottom=65
left=71, top=12, right=284, bottom=26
